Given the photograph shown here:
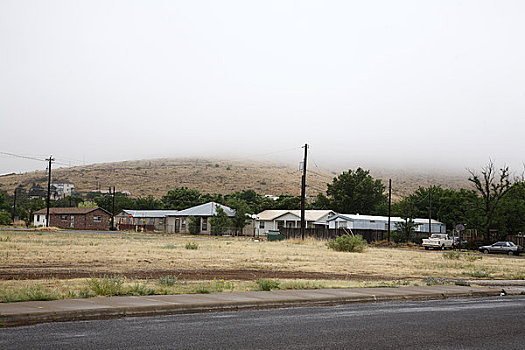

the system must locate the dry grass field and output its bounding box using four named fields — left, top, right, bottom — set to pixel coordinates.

left=1, top=229, right=523, bottom=302
left=0, top=158, right=470, bottom=199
